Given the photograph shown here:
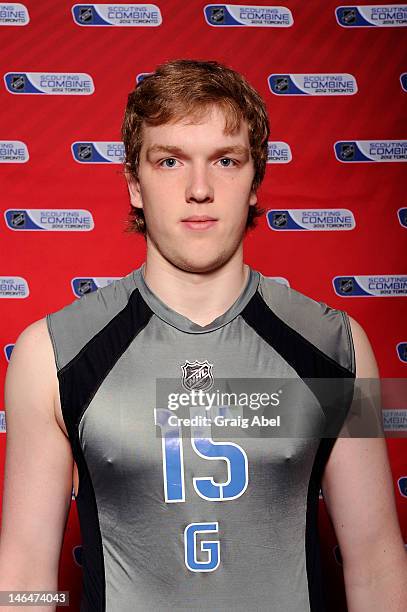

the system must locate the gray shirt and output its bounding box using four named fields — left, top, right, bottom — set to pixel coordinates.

left=46, top=263, right=355, bottom=611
